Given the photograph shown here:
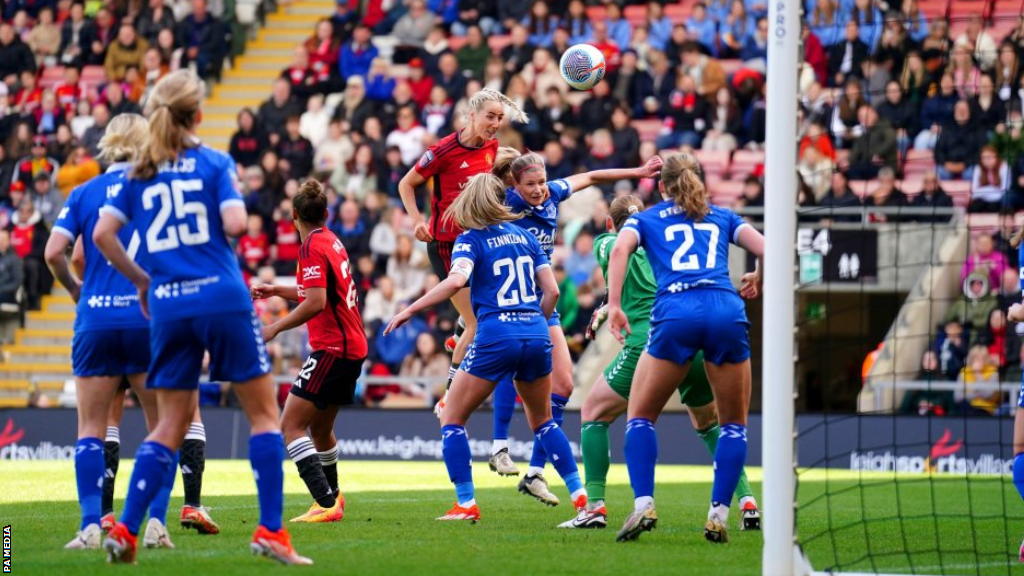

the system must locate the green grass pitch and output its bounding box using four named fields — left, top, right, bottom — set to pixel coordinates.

left=1, top=461, right=1020, bottom=575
